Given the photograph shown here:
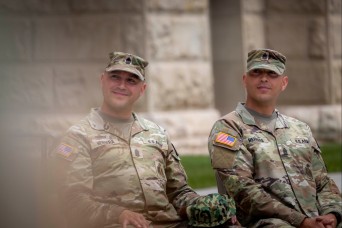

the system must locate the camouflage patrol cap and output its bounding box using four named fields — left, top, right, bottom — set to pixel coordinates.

left=247, top=48, right=286, bottom=75
left=187, top=193, right=236, bottom=227
left=106, top=51, right=148, bottom=81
